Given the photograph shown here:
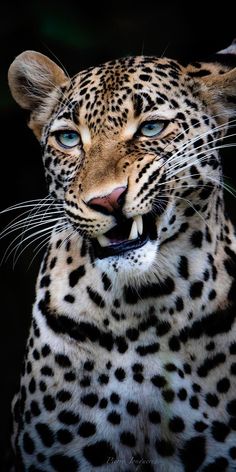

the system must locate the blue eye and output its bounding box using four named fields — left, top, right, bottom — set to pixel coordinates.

left=55, top=130, right=80, bottom=148
left=139, top=121, right=166, bottom=137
